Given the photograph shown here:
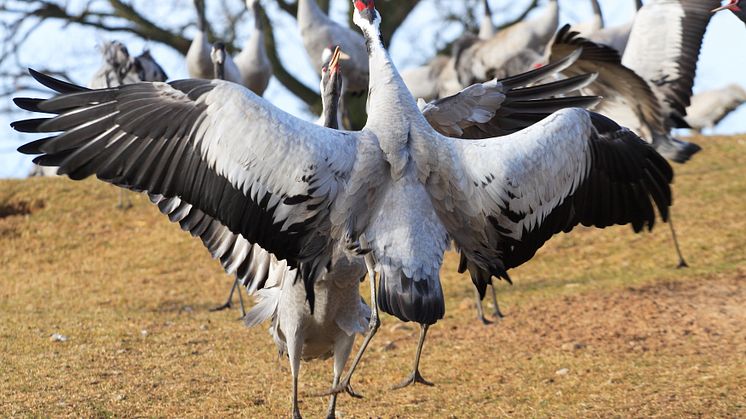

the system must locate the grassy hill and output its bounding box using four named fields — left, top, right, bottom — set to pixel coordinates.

left=1, top=135, right=745, bottom=417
